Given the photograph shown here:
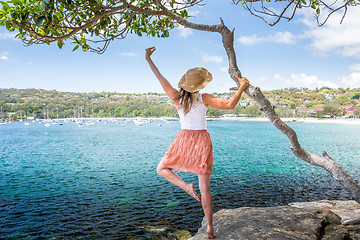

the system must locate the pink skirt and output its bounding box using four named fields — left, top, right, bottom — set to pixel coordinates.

left=161, top=129, right=214, bottom=175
